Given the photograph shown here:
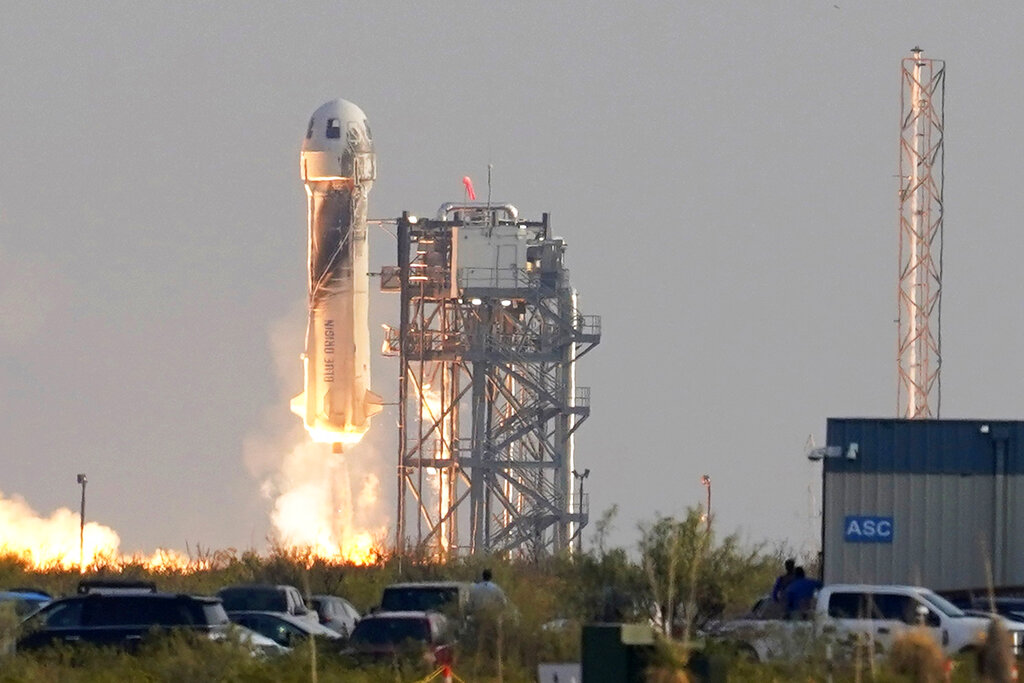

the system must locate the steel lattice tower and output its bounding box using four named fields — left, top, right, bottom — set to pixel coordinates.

left=897, top=47, right=945, bottom=418
left=382, top=204, right=600, bottom=559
